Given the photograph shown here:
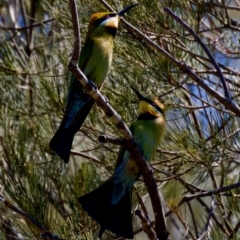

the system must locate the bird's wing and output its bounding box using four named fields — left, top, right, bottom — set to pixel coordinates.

left=114, top=123, right=135, bottom=170
left=114, top=146, right=126, bottom=170
left=65, top=39, right=94, bottom=110
left=78, top=39, right=94, bottom=70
